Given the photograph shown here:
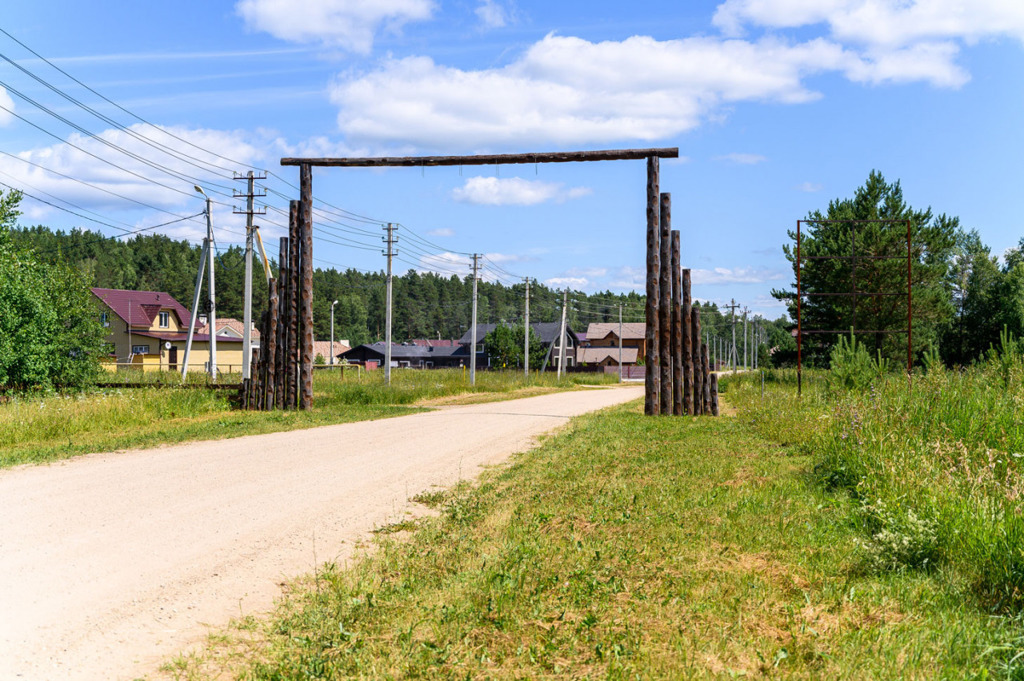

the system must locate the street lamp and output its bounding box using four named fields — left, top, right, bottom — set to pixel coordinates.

left=330, top=299, right=339, bottom=365
left=182, top=185, right=217, bottom=380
